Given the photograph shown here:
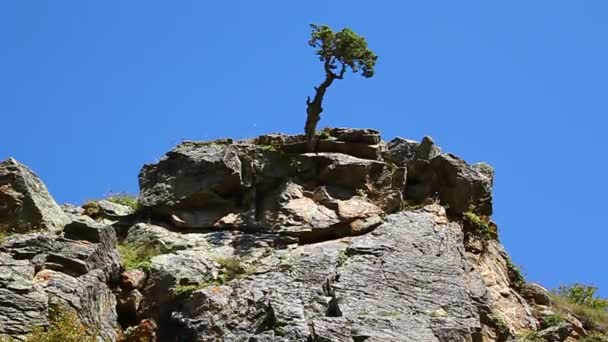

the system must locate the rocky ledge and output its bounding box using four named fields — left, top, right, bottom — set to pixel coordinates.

left=0, top=129, right=591, bottom=341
